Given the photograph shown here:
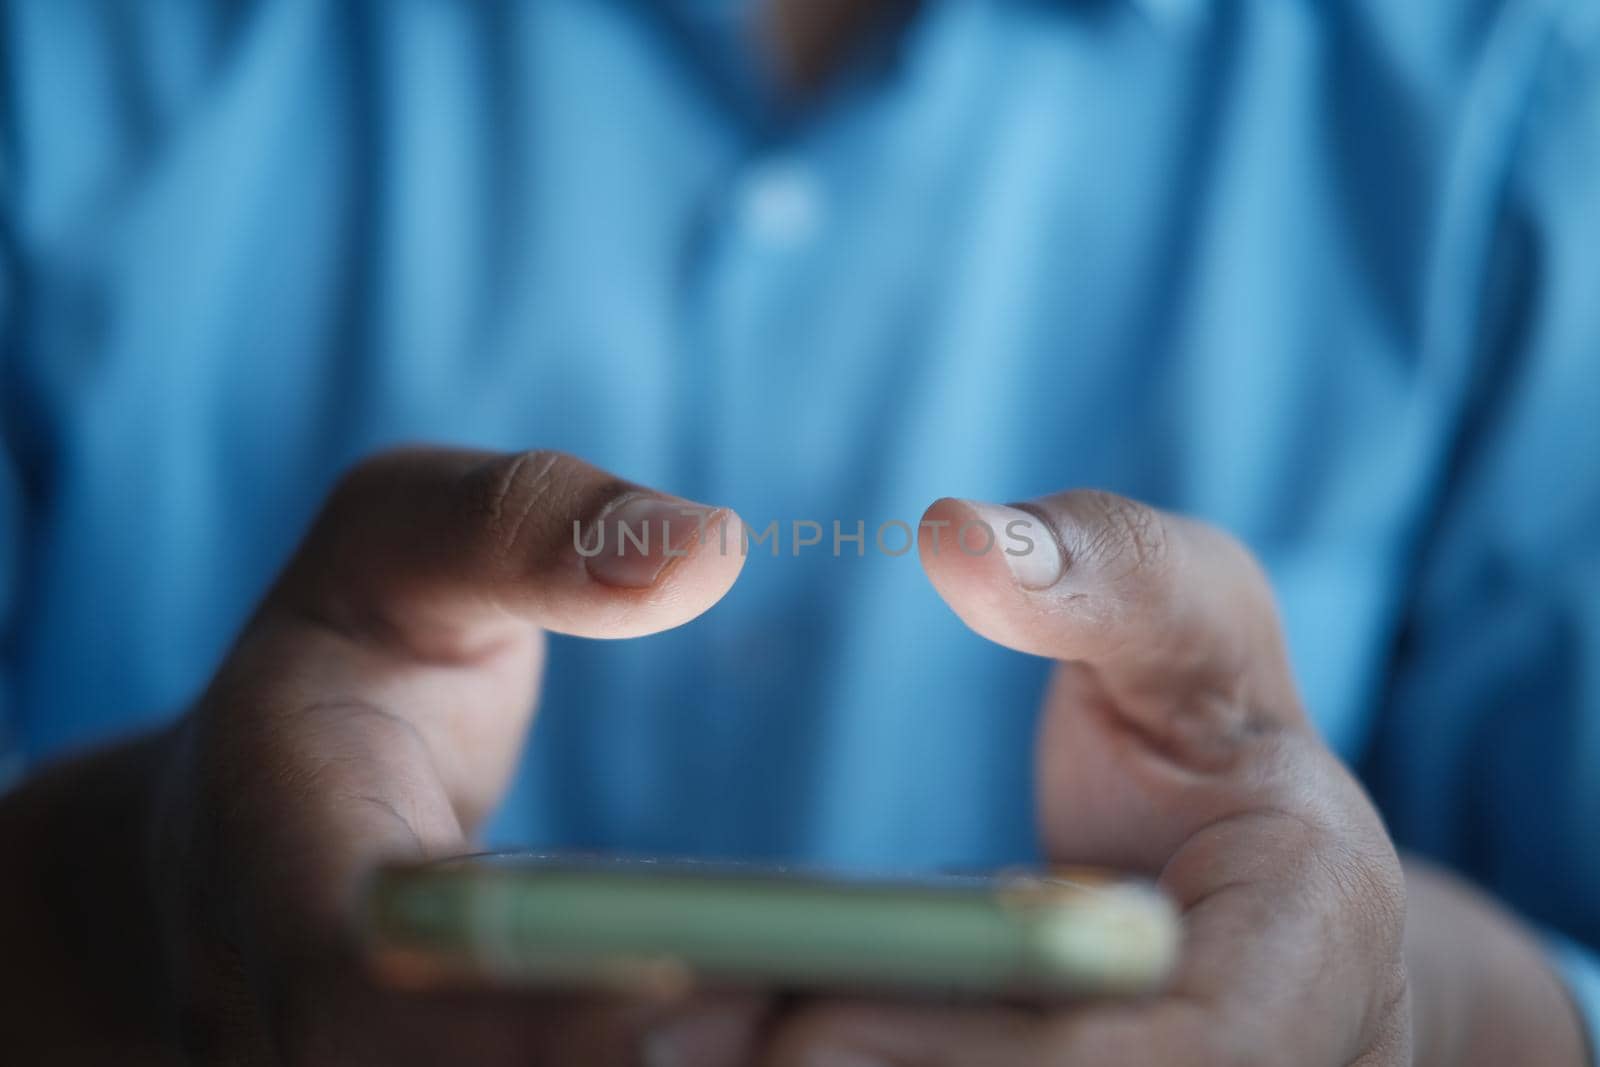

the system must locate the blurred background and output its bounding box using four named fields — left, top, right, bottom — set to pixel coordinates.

left=1, top=0, right=1596, bottom=963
